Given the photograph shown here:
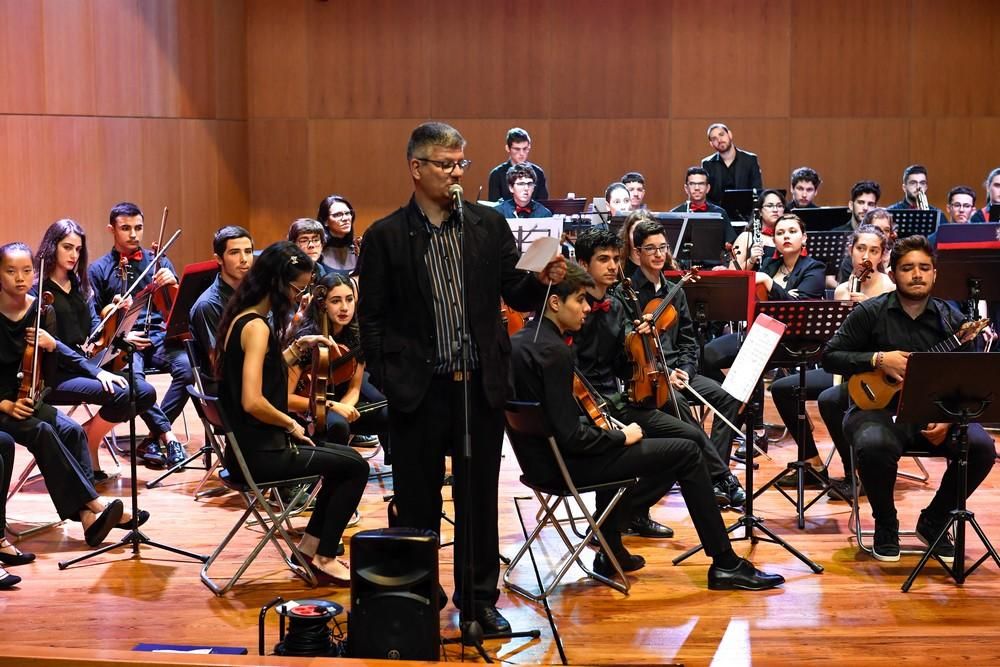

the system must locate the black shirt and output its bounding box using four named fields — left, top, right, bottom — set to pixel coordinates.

left=628, top=268, right=700, bottom=378
left=189, top=274, right=234, bottom=372
left=487, top=161, right=549, bottom=202
left=569, top=291, right=632, bottom=397
left=43, top=276, right=100, bottom=350
left=822, top=291, right=967, bottom=381
left=510, top=318, right=625, bottom=460
left=758, top=254, right=827, bottom=300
